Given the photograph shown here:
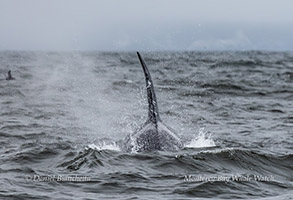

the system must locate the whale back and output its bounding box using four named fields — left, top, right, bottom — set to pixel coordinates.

left=123, top=122, right=182, bottom=152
